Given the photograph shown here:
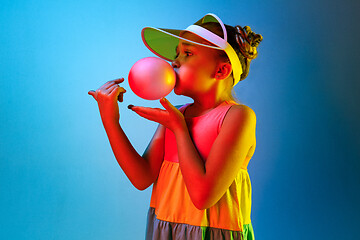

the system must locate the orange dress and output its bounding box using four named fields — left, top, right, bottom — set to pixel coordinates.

left=145, top=102, right=255, bottom=240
